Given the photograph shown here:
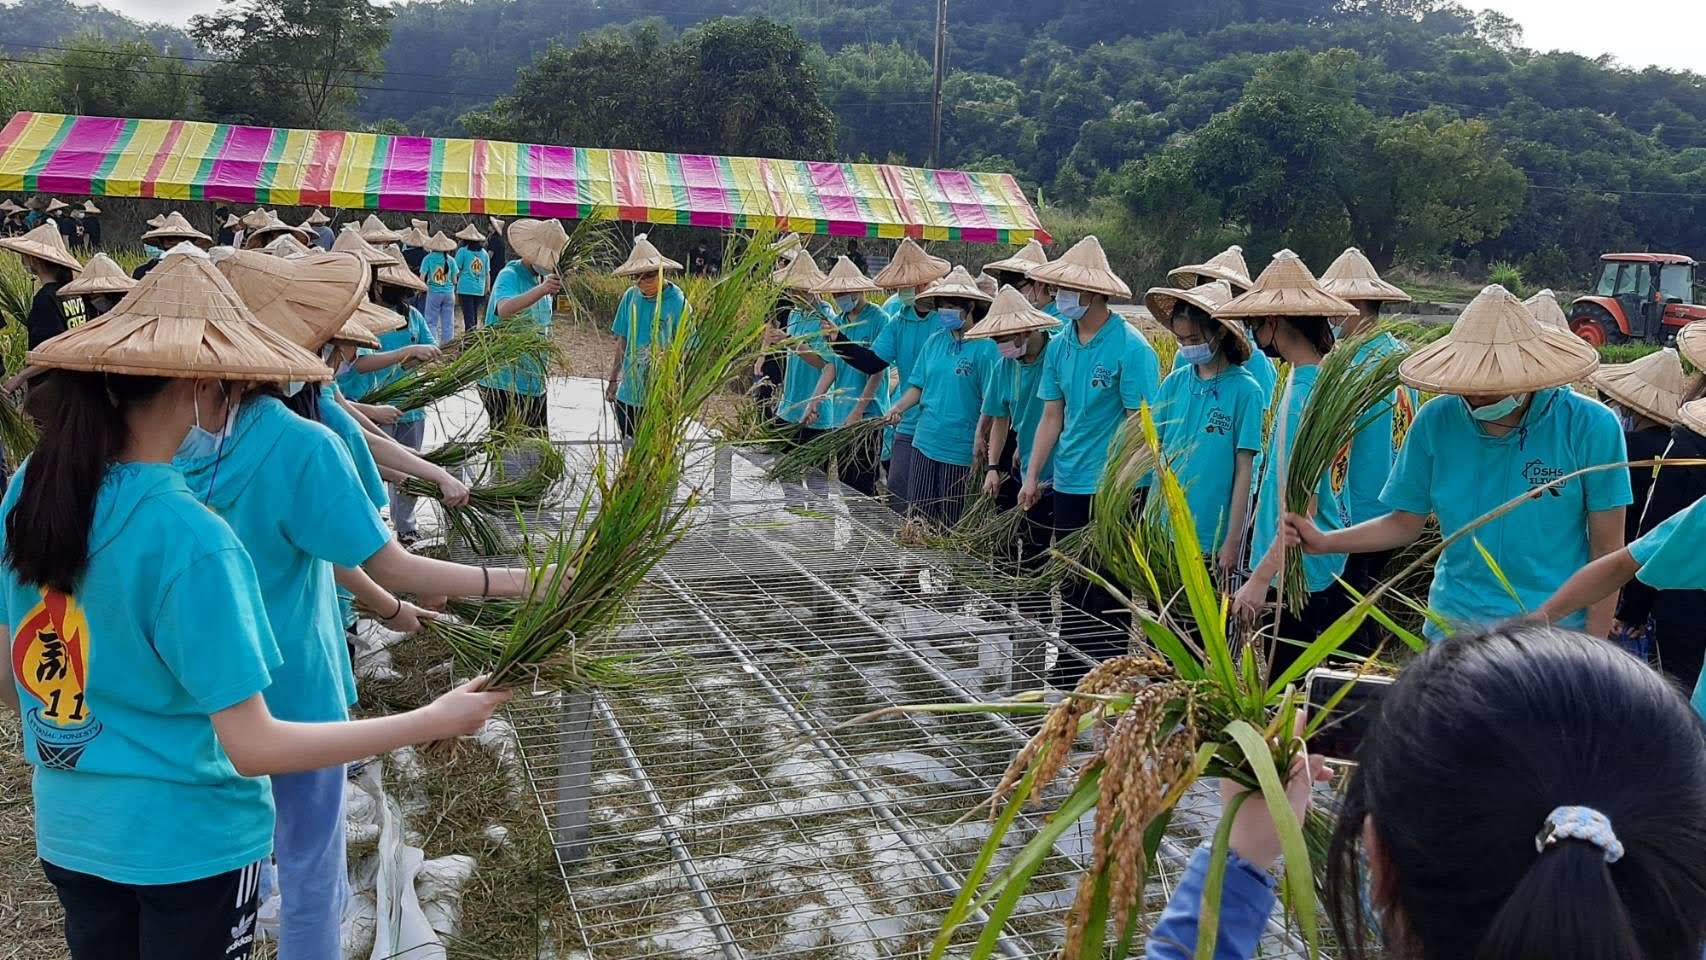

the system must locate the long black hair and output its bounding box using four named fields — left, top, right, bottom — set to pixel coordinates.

left=1325, top=622, right=1706, bottom=960
left=5, top=371, right=171, bottom=592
